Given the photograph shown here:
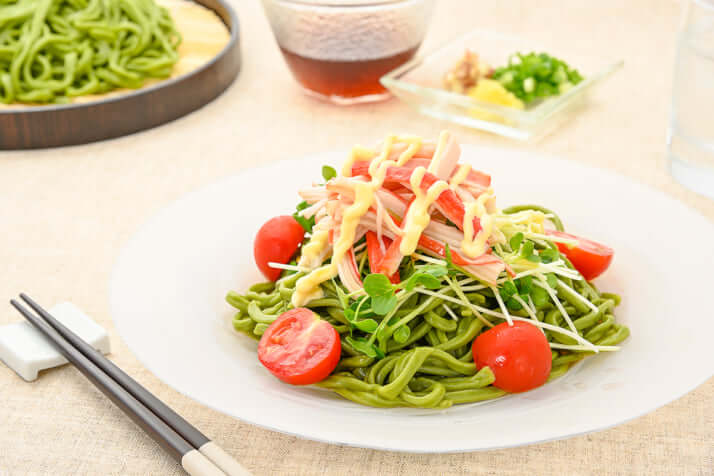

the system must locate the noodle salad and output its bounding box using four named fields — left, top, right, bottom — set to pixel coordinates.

left=226, top=131, right=629, bottom=409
